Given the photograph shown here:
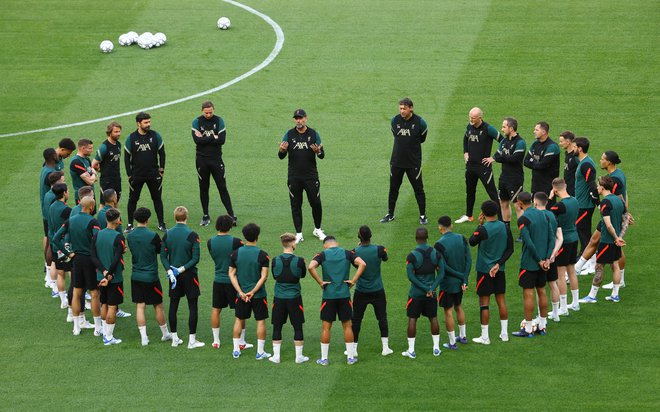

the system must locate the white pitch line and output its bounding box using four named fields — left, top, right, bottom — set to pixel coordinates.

left=0, top=0, right=284, bottom=138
